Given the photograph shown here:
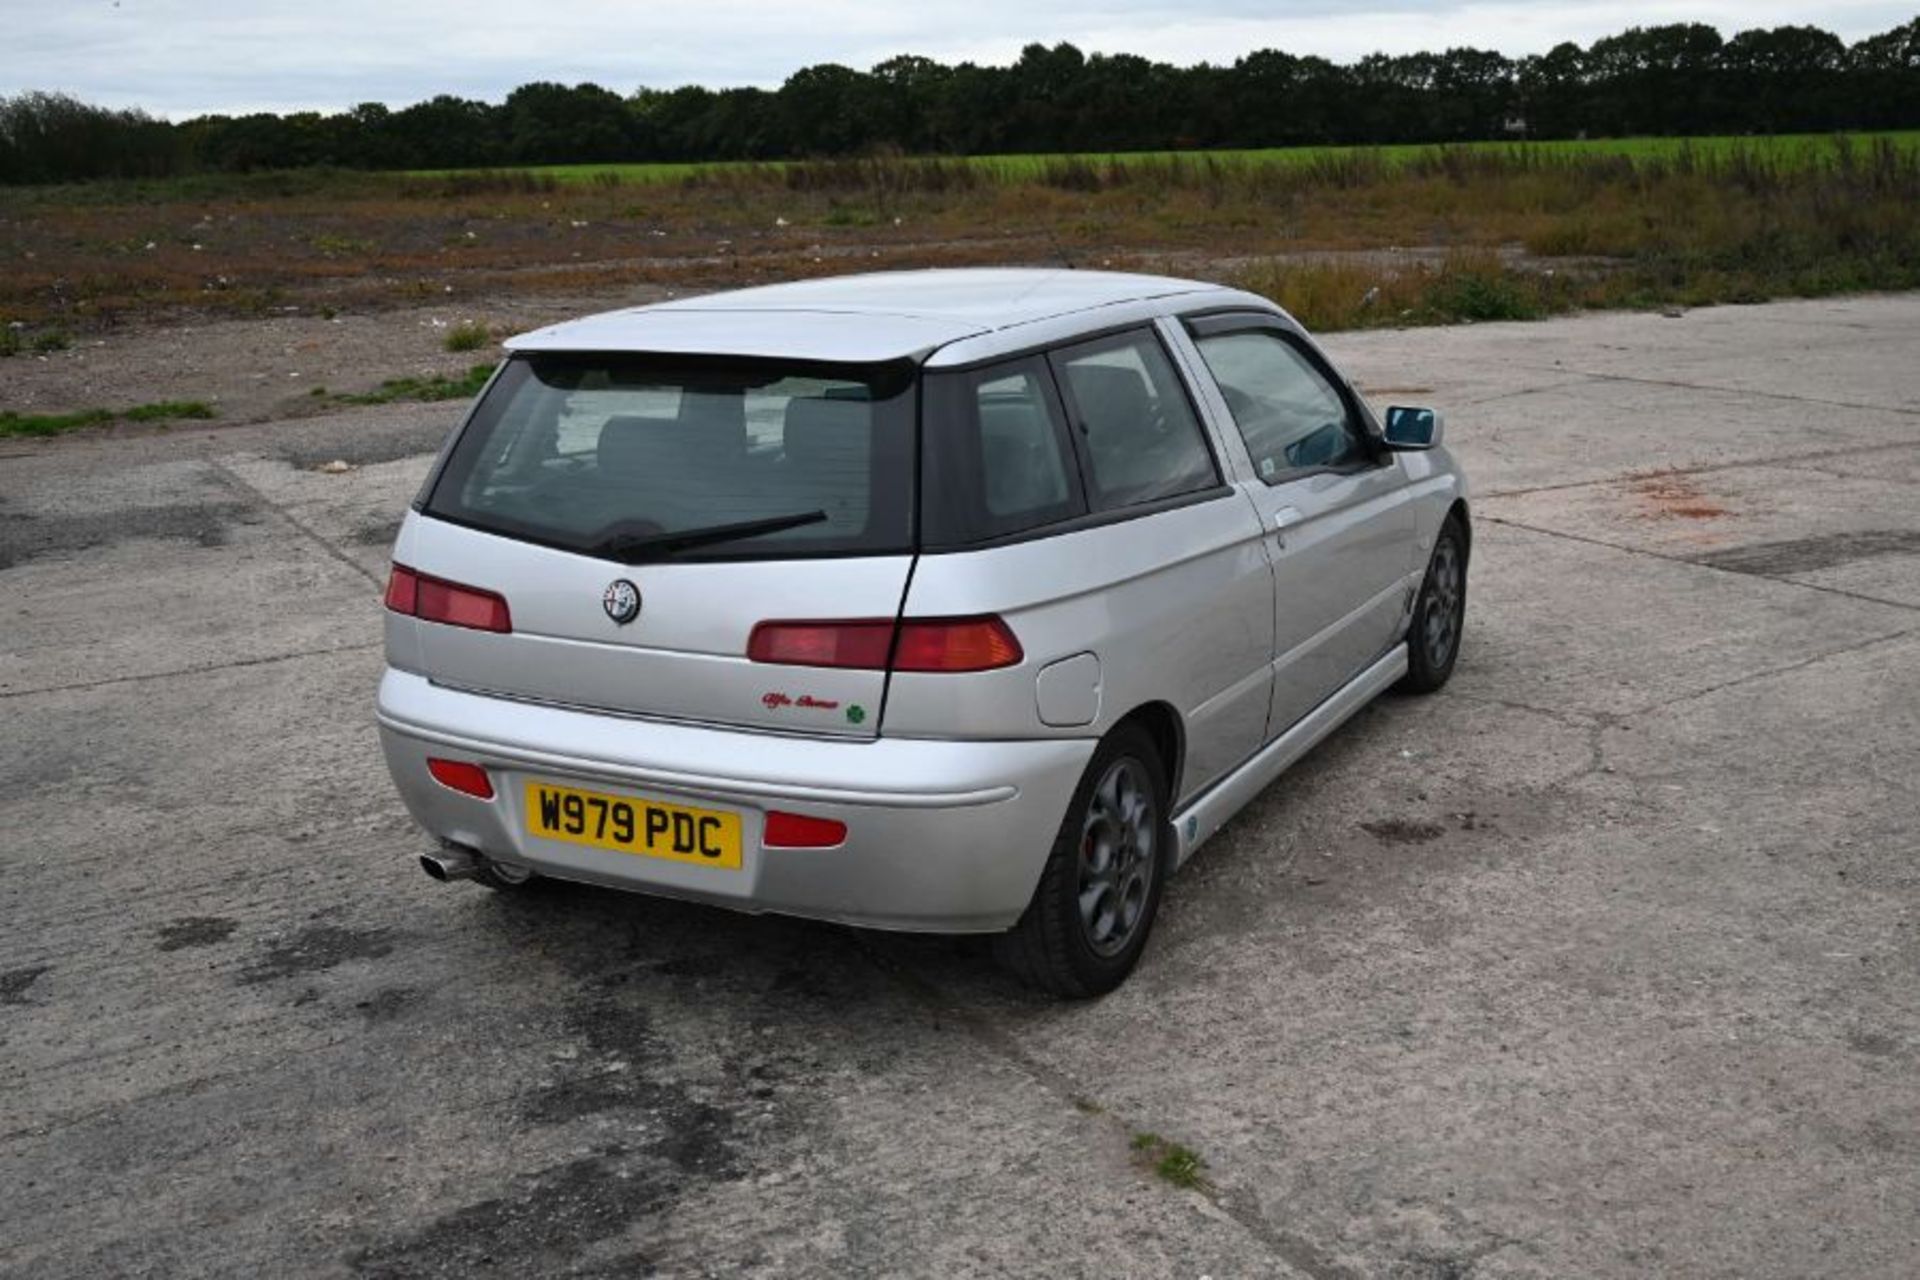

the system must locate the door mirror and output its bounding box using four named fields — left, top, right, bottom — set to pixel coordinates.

left=1383, top=405, right=1443, bottom=450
